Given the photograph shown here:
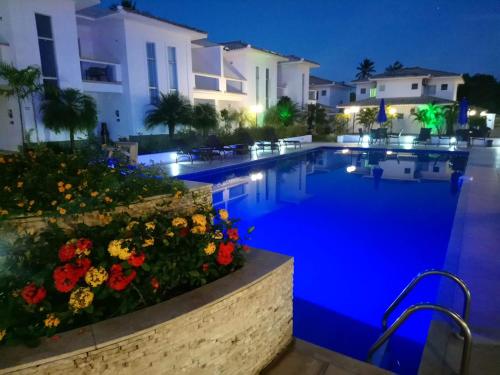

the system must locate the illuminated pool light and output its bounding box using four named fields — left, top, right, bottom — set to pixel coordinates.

left=386, top=150, right=393, bottom=155
left=346, top=165, right=356, bottom=173
left=341, top=148, right=350, bottom=154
